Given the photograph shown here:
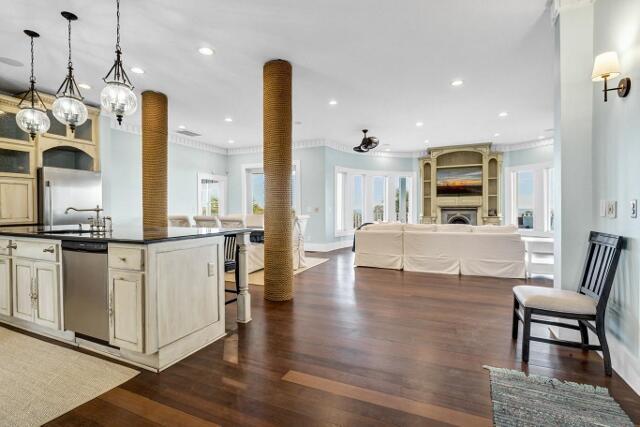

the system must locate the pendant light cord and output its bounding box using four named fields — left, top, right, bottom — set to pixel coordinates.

left=29, top=34, right=35, bottom=107
left=67, top=18, right=72, bottom=68
left=116, top=0, right=121, bottom=52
